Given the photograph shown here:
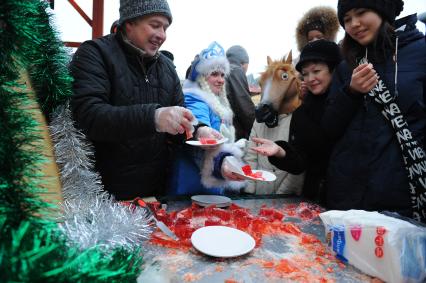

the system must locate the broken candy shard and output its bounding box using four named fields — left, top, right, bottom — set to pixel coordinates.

left=242, top=165, right=252, bottom=175
left=199, top=138, right=217, bottom=144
